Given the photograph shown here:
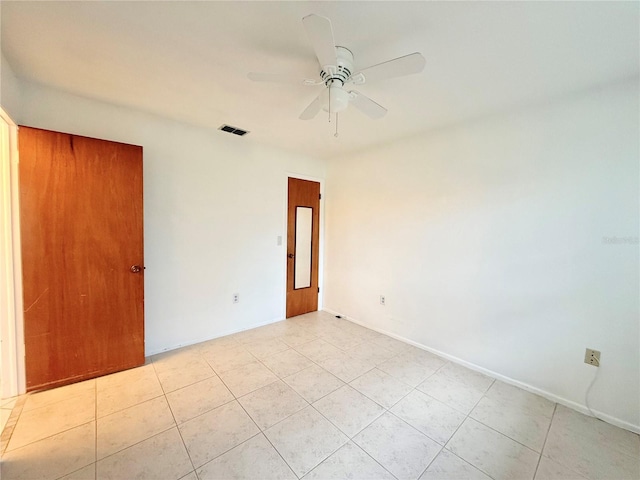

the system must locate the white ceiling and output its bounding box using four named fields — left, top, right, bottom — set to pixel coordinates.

left=2, top=1, right=638, bottom=159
